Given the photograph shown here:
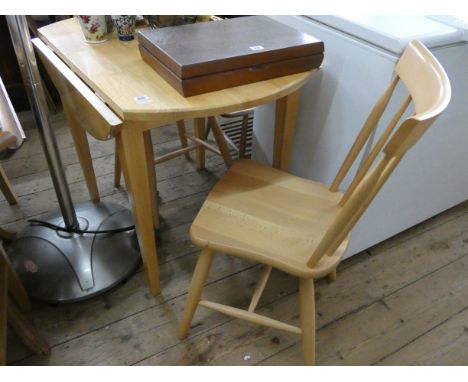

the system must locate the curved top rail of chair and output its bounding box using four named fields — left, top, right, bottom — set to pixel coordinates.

left=396, top=40, right=451, bottom=120
left=384, top=40, right=451, bottom=157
